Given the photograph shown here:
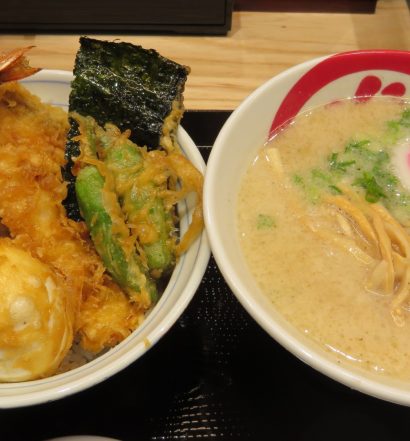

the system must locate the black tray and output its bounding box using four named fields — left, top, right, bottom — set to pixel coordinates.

left=2, top=111, right=410, bottom=441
